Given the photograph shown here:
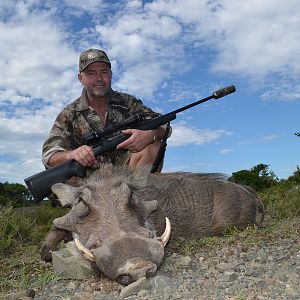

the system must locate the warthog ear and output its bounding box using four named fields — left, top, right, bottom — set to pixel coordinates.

left=51, top=183, right=78, bottom=207
left=129, top=193, right=158, bottom=220
left=127, top=165, right=151, bottom=189
left=143, top=200, right=158, bottom=218
left=53, top=201, right=90, bottom=231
